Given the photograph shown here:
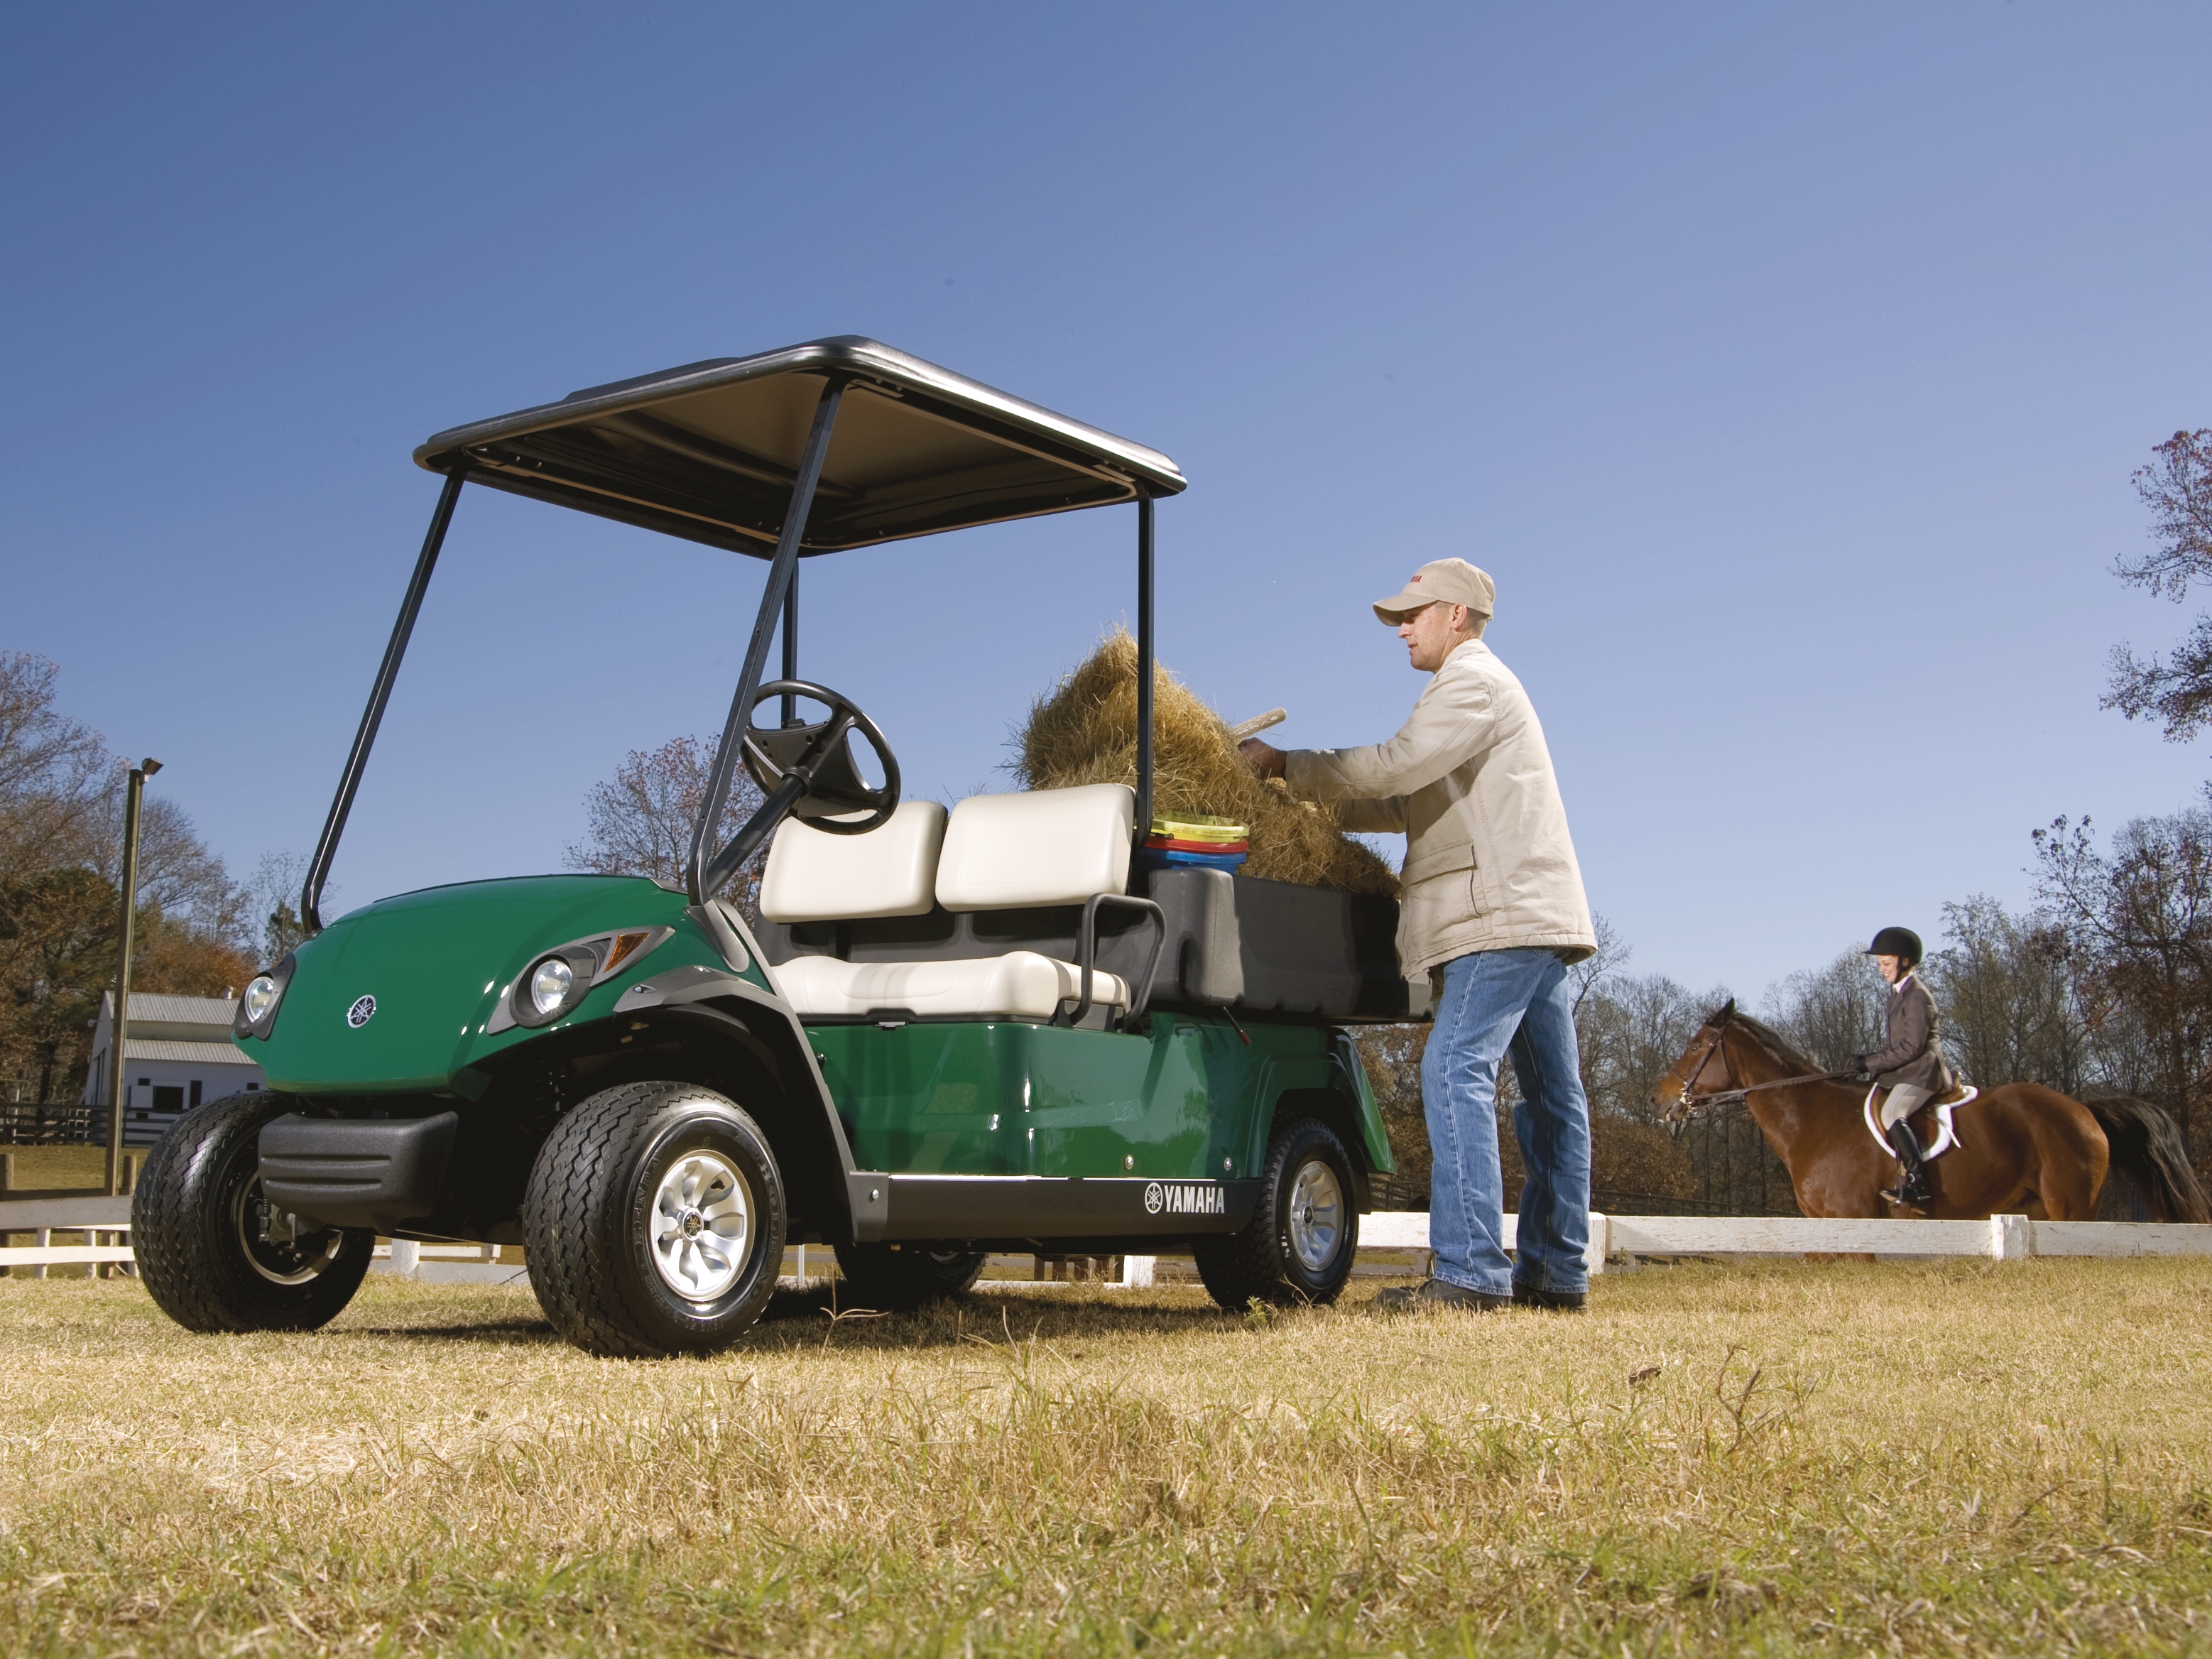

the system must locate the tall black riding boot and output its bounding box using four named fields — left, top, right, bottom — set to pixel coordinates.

left=1883, top=1120, right=1932, bottom=1211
